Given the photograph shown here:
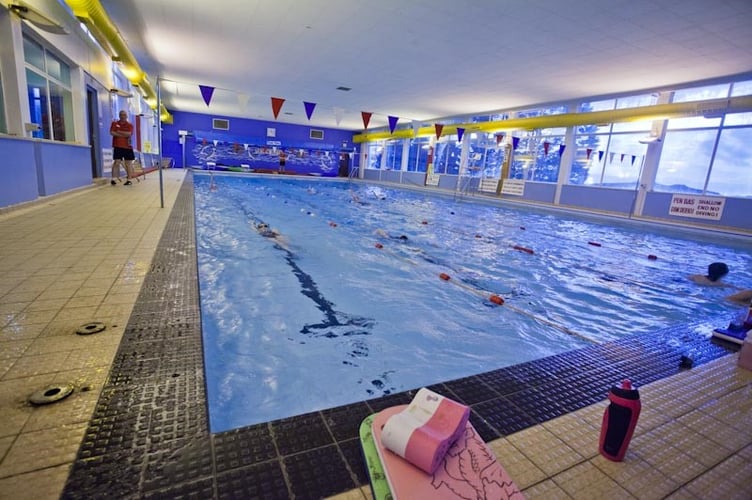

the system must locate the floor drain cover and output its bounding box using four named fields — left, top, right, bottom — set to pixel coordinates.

left=76, top=322, right=106, bottom=335
left=29, top=383, right=74, bottom=405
